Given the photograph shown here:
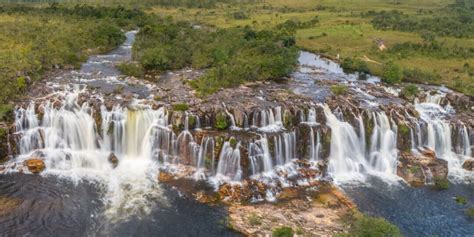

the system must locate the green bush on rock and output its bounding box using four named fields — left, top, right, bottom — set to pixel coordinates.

left=117, top=62, right=144, bottom=78
left=272, top=226, right=294, bottom=237
left=172, top=103, right=189, bottom=111
left=455, top=196, right=467, bottom=205
left=466, top=207, right=474, bottom=219
left=433, top=177, right=449, bottom=190
left=331, top=84, right=348, bottom=96
left=215, top=114, right=229, bottom=130
left=338, top=215, right=402, bottom=237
